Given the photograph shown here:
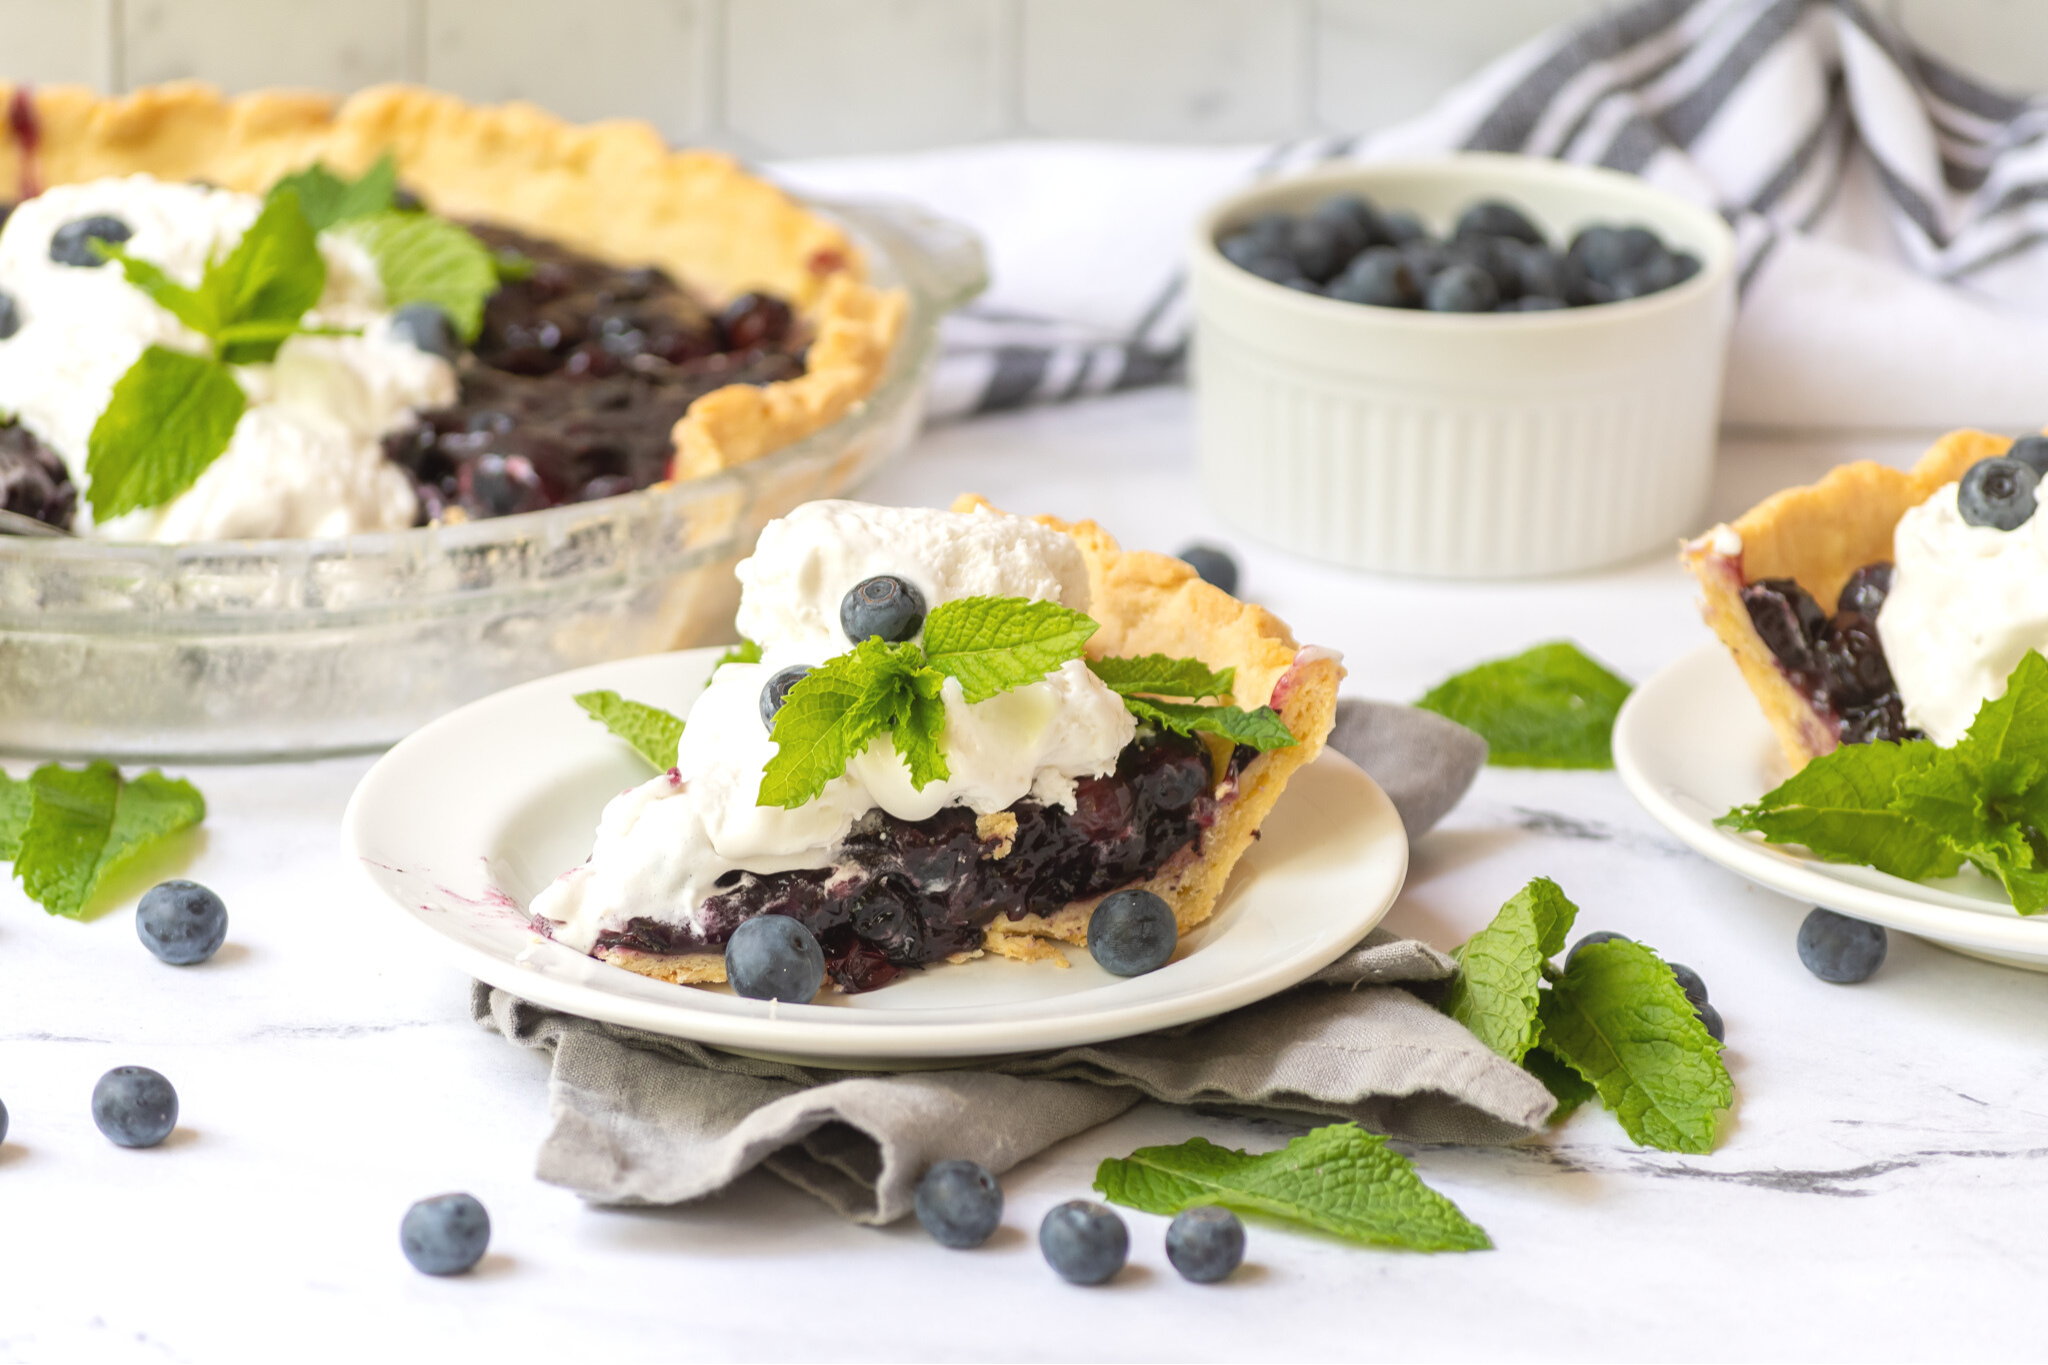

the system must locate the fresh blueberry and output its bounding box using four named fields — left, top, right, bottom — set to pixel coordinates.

left=840, top=575, right=926, bottom=644
left=1310, top=194, right=1385, bottom=247
left=1166, top=1206, right=1245, bottom=1283
left=0, top=289, right=18, bottom=340
left=1667, top=961, right=1708, bottom=1009
left=1237, top=253, right=1301, bottom=285
left=2008, top=435, right=2048, bottom=479
left=725, top=913, right=826, bottom=1002
left=91, top=1066, right=177, bottom=1148
left=1565, top=930, right=1628, bottom=968
left=1289, top=214, right=1362, bottom=282
left=914, top=1160, right=1004, bottom=1248
left=1505, top=241, right=1566, bottom=299
left=1327, top=246, right=1420, bottom=308
left=1668, top=250, right=1702, bottom=285
left=1957, top=457, right=2039, bottom=531
left=390, top=185, right=426, bottom=213
left=1797, top=907, right=1888, bottom=983
left=1218, top=231, right=1271, bottom=271
left=1501, top=294, right=1567, bottom=311
left=400, top=1193, right=491, bottom=1275
left=1176, top=542, right=1239, bottom=595
left=1040, top=1200, right=1128, bottom=1284
left=1243, top=211, right=1294, bottom=252
left=50, top=214, right=132, bottom=267
left=1400, top=238, right=1451, bottom=284
left=1456, top=199, right=1545, bottom=246
left=136, top=880, right=228, bottom=966
left=0, top=1096, right=8, bottom=1146
left=1696, top=1000, right=1726, bottom=1042
left=1610, top=249, right=1684, bottom=300
left=1568, top=224, right=1655, bottom=283
left=758, top=664, right=813, bottom=730
left=1087, top=888, right=1177, bottom=976
left=389, top=303, right=460, bottom=363
left=1425, top=262, right=1499, bottom=313
left=1278, top=276, right=1322, bottom=293
left=1447, top=237, right=1522, bottom=299
left=1836, top=562, right=1893, bottom=617
left=1379, top=209, right=1427, bottom=245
